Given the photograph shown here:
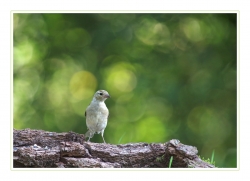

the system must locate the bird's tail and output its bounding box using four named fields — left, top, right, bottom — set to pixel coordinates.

left=85, top=130, right=93, bottom=138
left=85, top=130, right=90, bottom=138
